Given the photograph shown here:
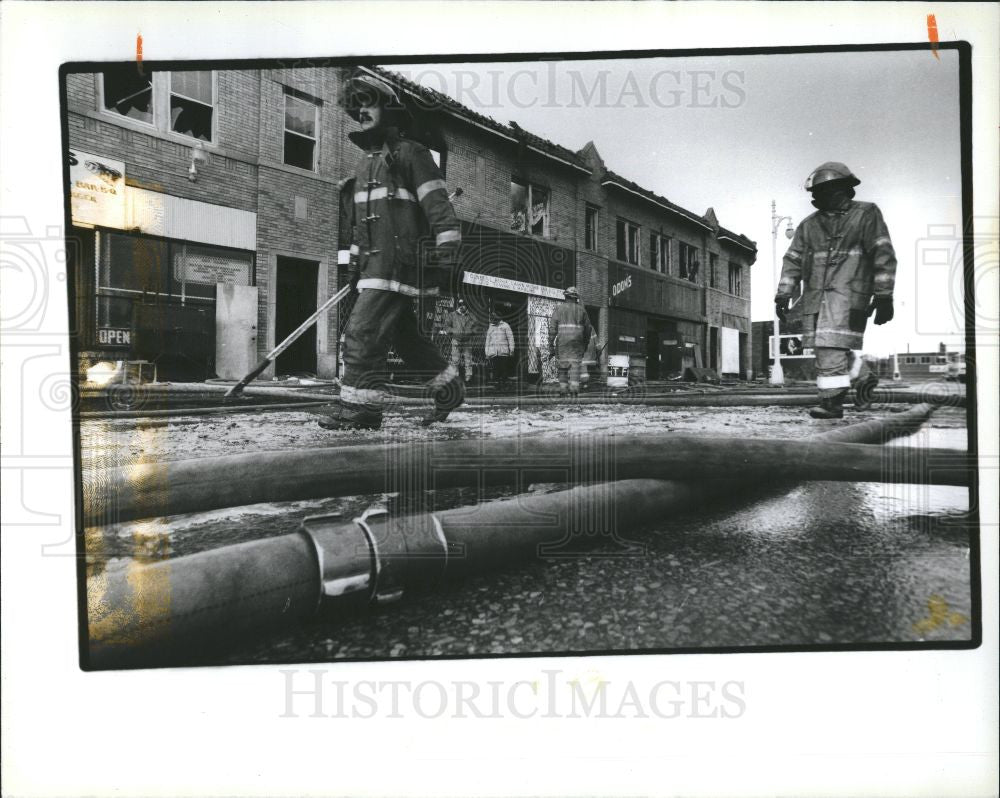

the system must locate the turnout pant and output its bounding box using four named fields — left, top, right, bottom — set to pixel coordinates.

left=814, top=347, right=872, bottom=398
left=341, top=289, right=450, bottom=410
left=557, top=360, right=582, bottom=393
left=450, top=340, right=476, bottom=382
